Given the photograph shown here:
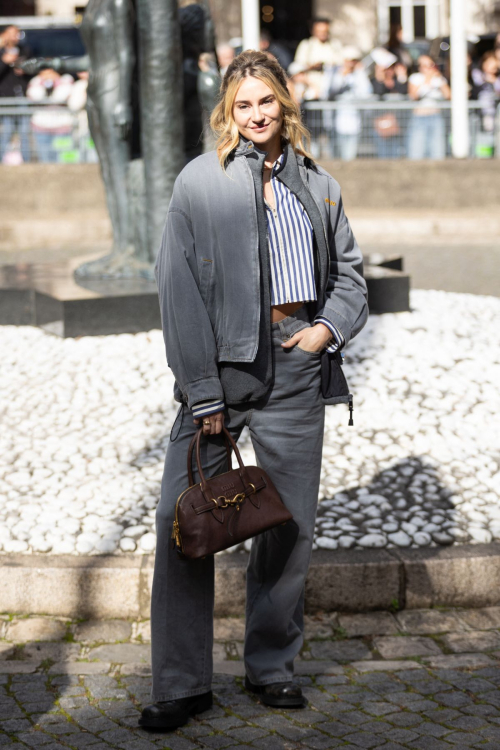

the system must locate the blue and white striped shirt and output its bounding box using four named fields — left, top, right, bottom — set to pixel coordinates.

left=265, top=152, right=344, bottom=356
left=192, top=151, right=344, bottom=419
